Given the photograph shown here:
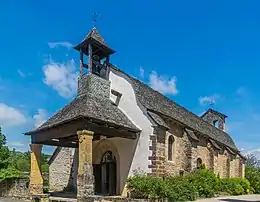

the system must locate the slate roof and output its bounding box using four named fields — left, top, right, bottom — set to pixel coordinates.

left=84, top=27, right=108, bottom=47
left=112, top=66, right=238, bottom=151
left=147, top=110, right=169, bottom=129
left=185, top=128, right=199, bottom=142
left=209, top=139, right=221, bottom=150
left=27, top=93, right=140, bottom=134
